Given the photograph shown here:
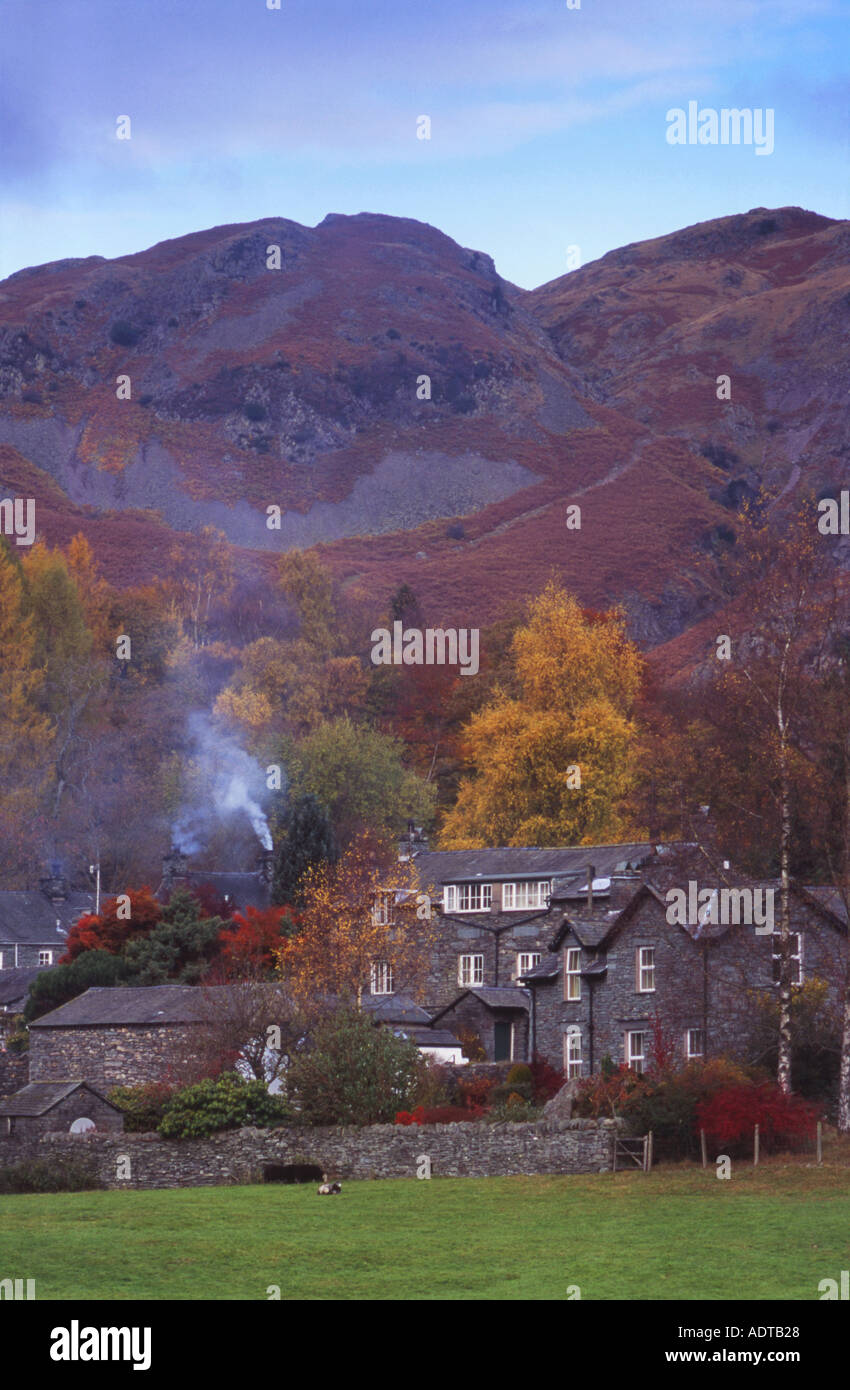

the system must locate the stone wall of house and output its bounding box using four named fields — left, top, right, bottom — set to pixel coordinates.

left=423, top=908, right=557, bottom=1010
left=433, top=993, right=529, bottom=1064
left=0, top=1051, right=28, bottom=1099
left=529, top=888, right=850, bottom=1075
left=28, top=1024, right=201, bottom=1092
left=4, top=1089, right=124, bottom=1141
left=0, top=1118, right=620, bottom=1186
